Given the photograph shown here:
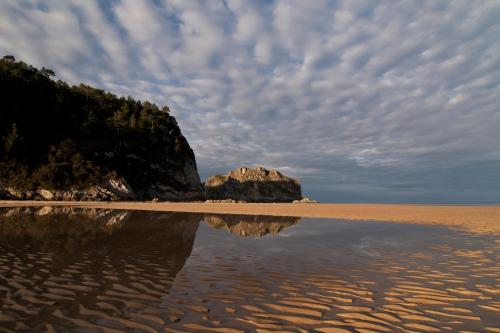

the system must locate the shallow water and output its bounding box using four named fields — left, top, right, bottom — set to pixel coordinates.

left=0, top=207, right=498, bottom=332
